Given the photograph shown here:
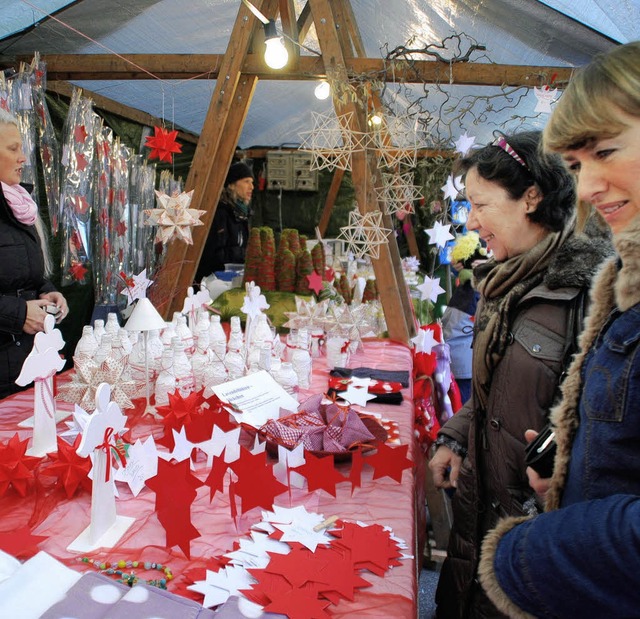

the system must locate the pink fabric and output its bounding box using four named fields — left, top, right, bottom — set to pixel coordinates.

left=0, top=339, right=424, bottom=618
left=1, top=182, right=37, bottom=225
